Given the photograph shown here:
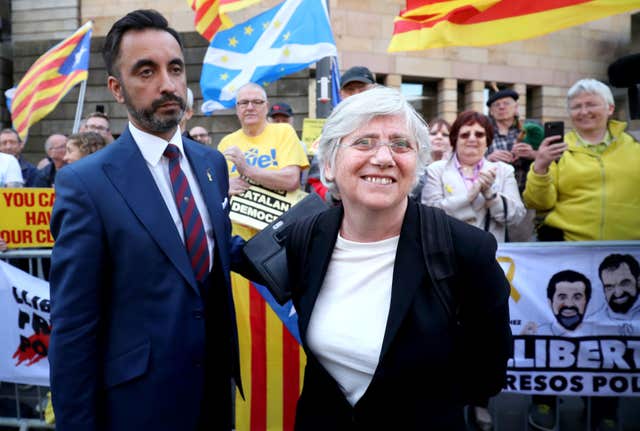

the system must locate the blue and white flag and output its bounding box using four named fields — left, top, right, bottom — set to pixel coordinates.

left=200, top=0, right=337, bottom=113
